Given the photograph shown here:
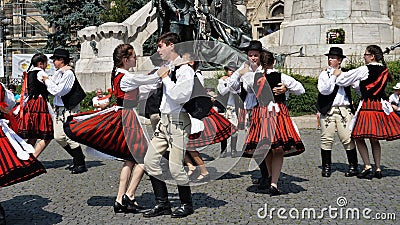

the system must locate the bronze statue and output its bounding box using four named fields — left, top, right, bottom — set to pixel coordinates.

left=153, top=0, right=252, bottom=47
left=153, top=0, right=197, bottom=42
left=206, top=0, right=252, bottom=47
